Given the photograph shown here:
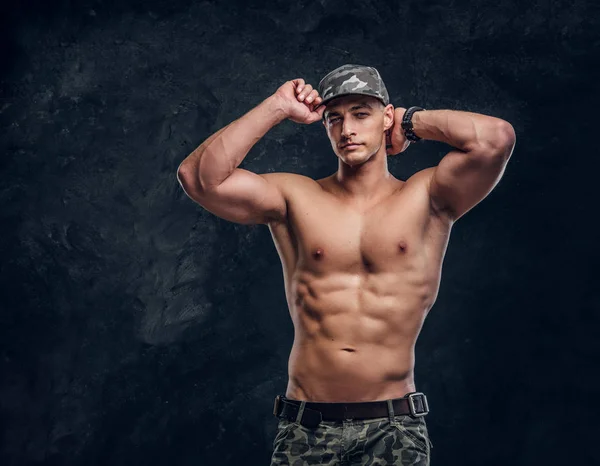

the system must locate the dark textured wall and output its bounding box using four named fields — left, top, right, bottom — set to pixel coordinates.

left=1, top=0, right=598, bottom=465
